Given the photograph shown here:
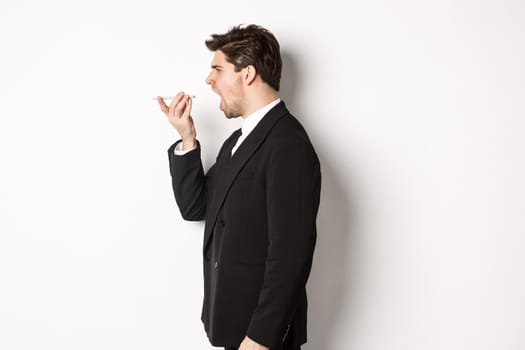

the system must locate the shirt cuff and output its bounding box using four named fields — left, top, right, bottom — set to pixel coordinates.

left=173, top=141, right=197, bottom=156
